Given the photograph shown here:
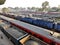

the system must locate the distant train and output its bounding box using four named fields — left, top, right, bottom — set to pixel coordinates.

left=0, top=15, right=60, bottom=45
left=0, top=13, right=60, bottom=33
